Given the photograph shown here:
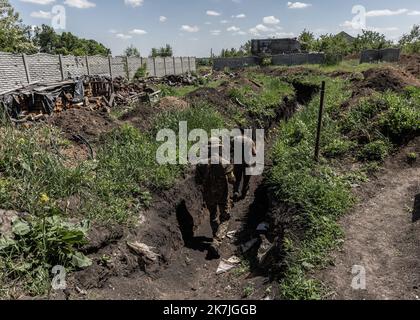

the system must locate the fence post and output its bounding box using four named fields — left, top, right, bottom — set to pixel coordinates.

left=180, top=57, right=184, bottom=74
left=314, top=81, right=326, bottom=162
left=58, top=54, right=65, bottom=80
left=153, top=57, right=157, bottom=77
left=173, top=57, right=176, bottom=75
left=108, top=55, right=114, bottom=93
left=125, top=56, right=130, bottom=80
left=163, top=57, right=167, bottom=76
left=22, top=53, right=31, bottom=84
left=85, top=56, right=90, bottom=75
left=188, top=57, right=191, bottom=73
